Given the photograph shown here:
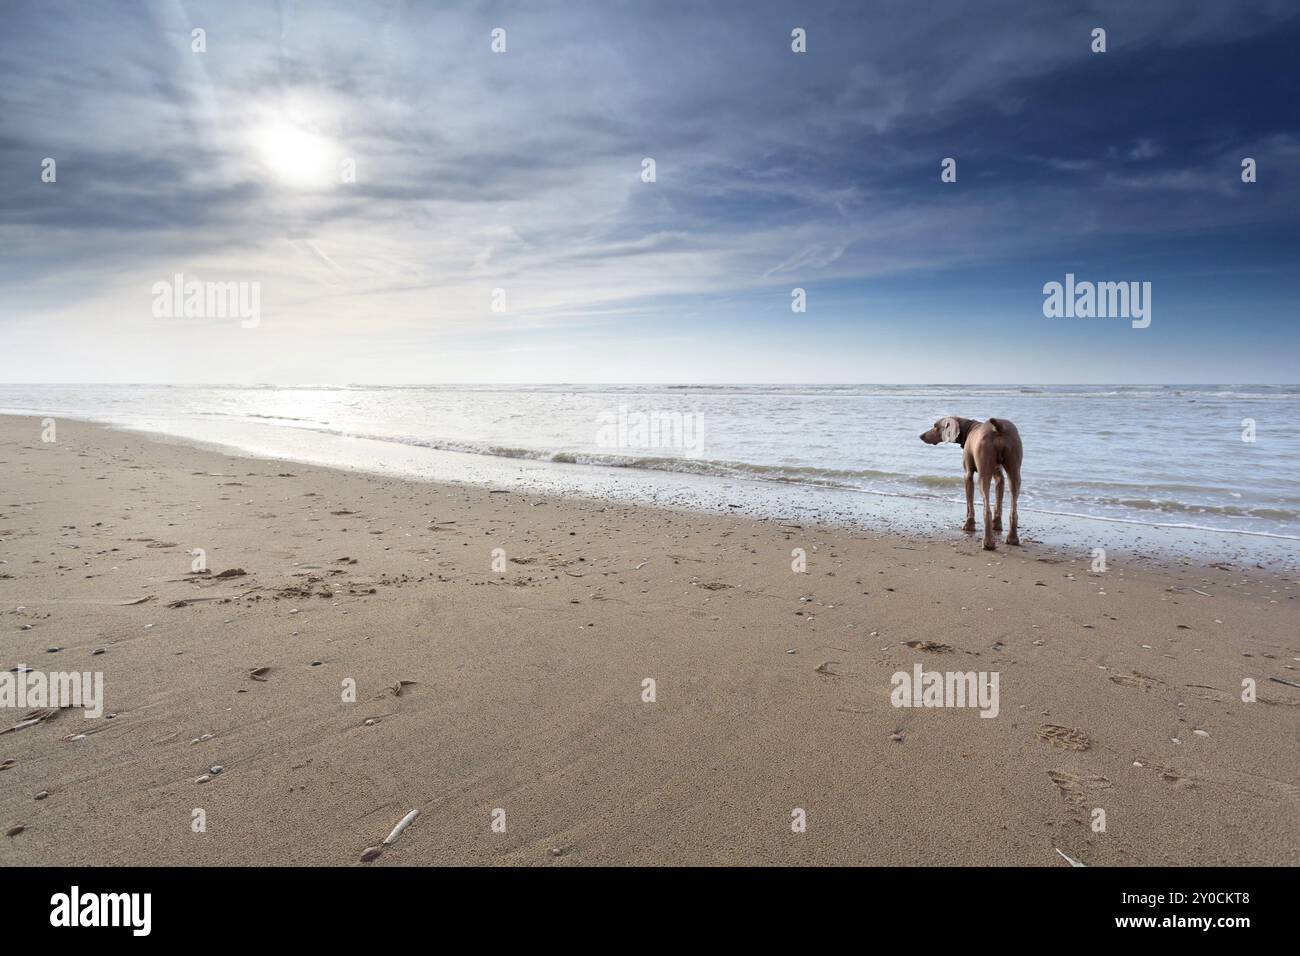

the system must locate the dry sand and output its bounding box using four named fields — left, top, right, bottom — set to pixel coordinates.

left=0, top=416, right=1297, bottom=866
